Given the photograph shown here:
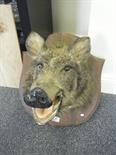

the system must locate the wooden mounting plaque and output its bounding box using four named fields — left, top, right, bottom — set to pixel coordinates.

left=20, top=52, right=104, bottom=127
